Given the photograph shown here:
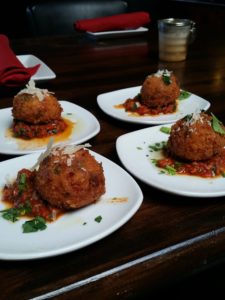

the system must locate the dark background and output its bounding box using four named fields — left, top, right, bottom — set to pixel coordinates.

left=0, top=0, right=225, bottom=38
